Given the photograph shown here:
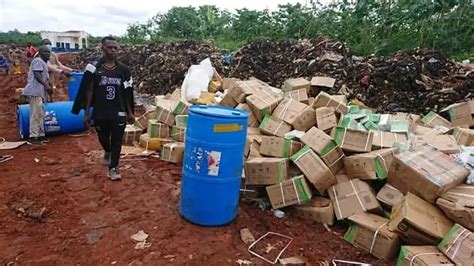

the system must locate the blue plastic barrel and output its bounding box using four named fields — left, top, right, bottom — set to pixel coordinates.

left=17, top=101, right=88, bottom=139
left=179, top=105, right=249, bottom=226
left=67, top=72, right=84, bottom=101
